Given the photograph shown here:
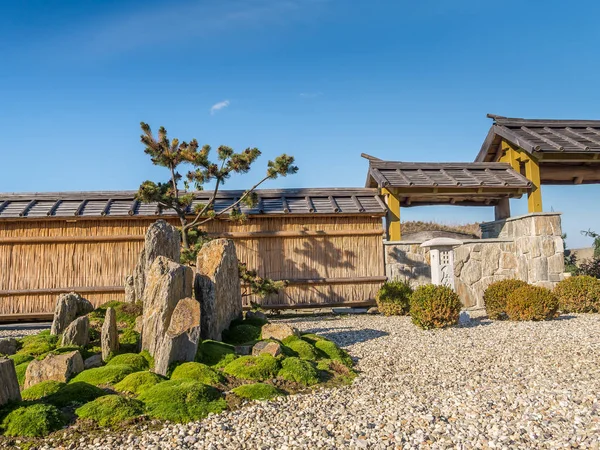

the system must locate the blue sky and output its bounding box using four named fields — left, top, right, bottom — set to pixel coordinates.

left=1, top=0, right=599, bottom=247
